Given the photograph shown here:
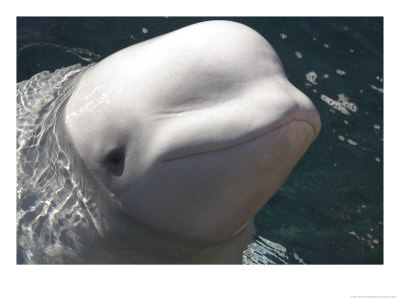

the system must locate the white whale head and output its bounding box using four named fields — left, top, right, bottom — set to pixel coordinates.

left=64, top=20, right=321, bottom=242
